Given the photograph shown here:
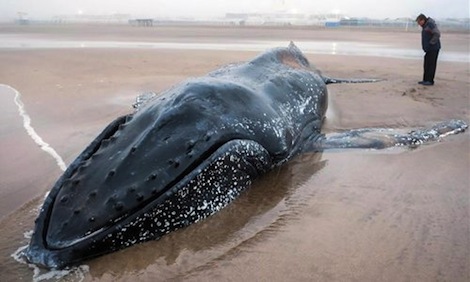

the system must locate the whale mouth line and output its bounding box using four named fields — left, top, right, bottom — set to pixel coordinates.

left=42, top=136, right=253, bottom=251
